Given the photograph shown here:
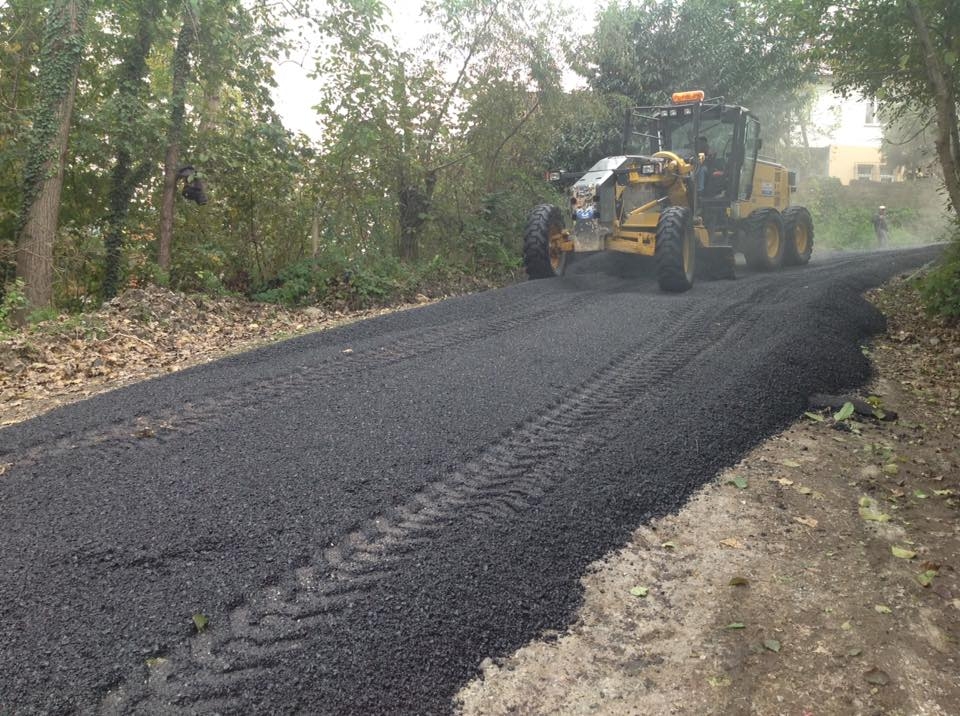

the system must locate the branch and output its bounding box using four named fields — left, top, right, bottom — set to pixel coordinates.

left=425, top=1, right=501, bottom=149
